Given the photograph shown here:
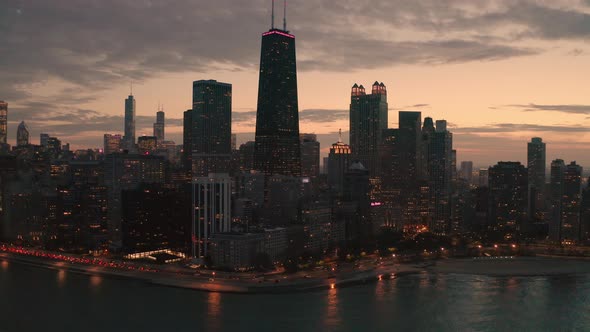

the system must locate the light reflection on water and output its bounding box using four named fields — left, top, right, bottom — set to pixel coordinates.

left=90, top=275, right=102, bottom=288
left=1, top=261, right=590, bottom=331
left=323, top=286, right=340, bottom=330
left=57, top=270, right=66, bottom=286
left=207, top=292, right=222, bottom=330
